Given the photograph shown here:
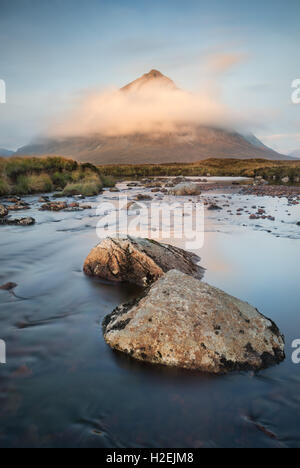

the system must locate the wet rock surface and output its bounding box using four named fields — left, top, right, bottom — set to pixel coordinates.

left=0, top=217, right=35, bottom=226
left=170, top=183, right=201, bottom=196
left=0, top=282, right=18, bottom=291
left=0, top=204, right=8, bottom=217
left=240, top=184, right=300, bottom=199
left=84, top=236, right=204, bottom=287
left=39, top=201, right=91, bottom=212
left=103, top=270, right=285, bottom=373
